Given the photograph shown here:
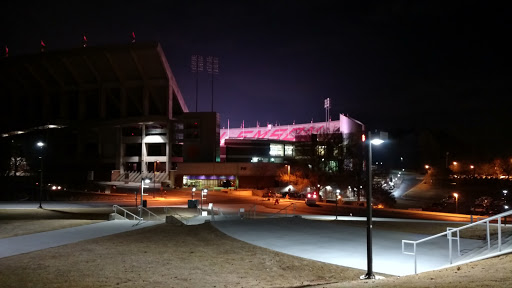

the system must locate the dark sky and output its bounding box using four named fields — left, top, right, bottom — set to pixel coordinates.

left=1, top=1, right=511, bottom=158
